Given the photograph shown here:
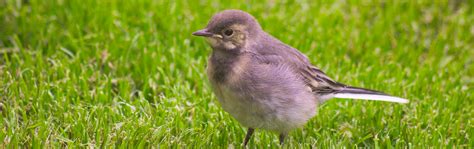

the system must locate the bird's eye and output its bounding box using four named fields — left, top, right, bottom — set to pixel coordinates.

left=223, top=29, right=234, bottom=36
